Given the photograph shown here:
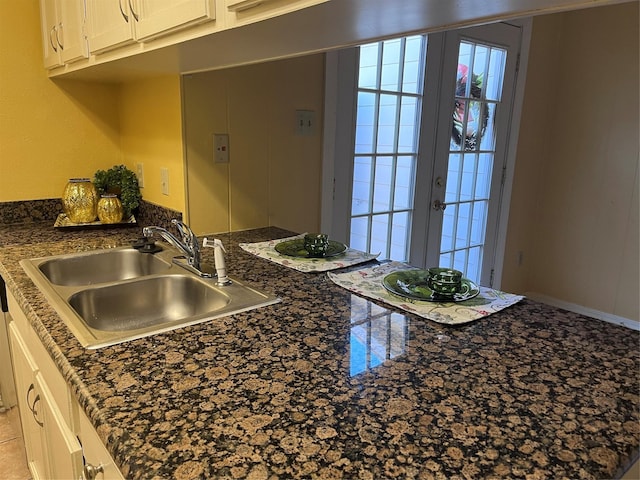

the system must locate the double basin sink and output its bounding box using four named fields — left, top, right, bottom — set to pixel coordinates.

left=20, top=246, right=279, bottom=349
